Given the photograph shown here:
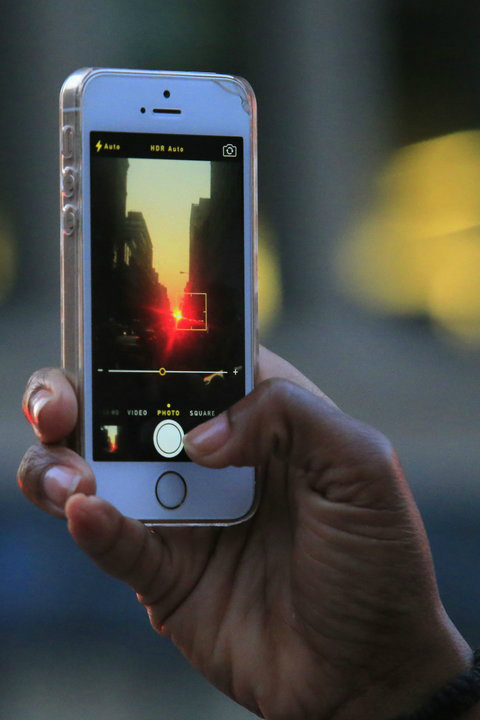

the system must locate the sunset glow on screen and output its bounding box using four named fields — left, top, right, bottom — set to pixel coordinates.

left=127, top=159, right=210, bottom=307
